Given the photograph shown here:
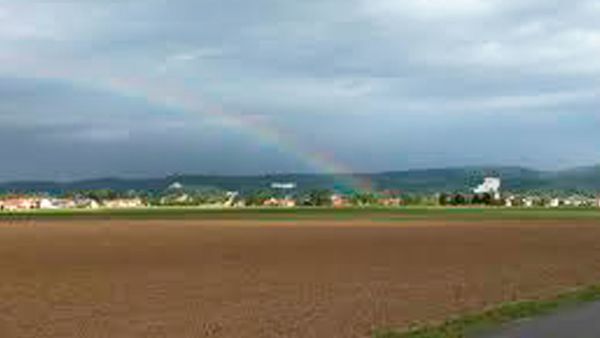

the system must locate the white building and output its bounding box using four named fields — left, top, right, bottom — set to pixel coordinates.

left=39, top=198, right=60, bottom=209
left=565, top=196, right=582, bottom=207
left=40, top=198, right=93, bottom=210
left=168, top=182, right=184, bottom=190
left=271, top=182, right=297, bottom=190
left=224, top=191, right=239, bottom=207
left=75, top=198, right=100, bottom=209
left=103, top=198, right=144, bottom=209
left=473, top=177, right=501, bottom=199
